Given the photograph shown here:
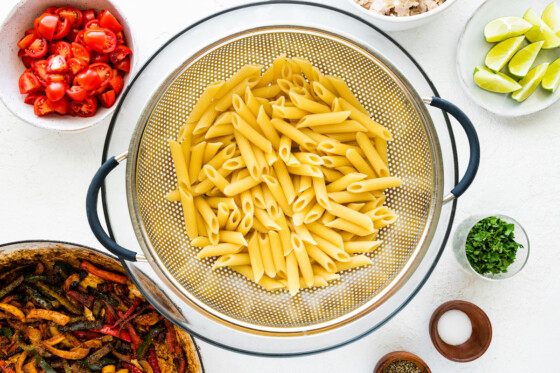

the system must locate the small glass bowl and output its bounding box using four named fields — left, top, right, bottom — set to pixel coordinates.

left=452, top=214, right=529, bottom=280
